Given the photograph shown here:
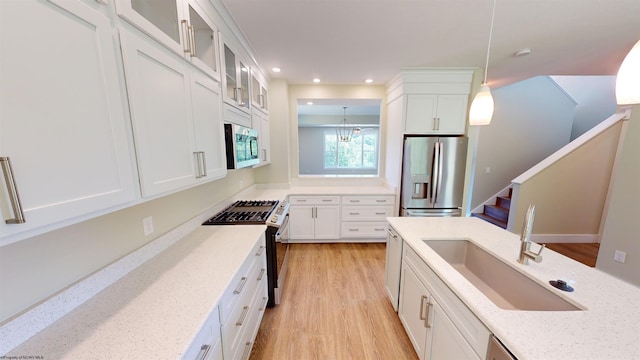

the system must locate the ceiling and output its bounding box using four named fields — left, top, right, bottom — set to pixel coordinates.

left=220, top=0, right=640, bottom=89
